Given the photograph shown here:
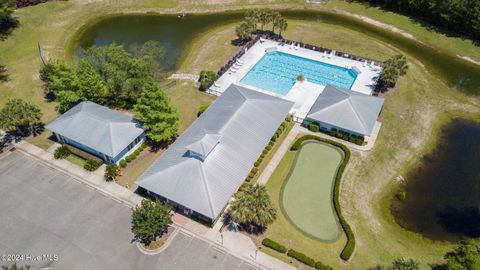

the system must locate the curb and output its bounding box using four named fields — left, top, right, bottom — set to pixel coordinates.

left=136, top=225, right=180, bottom=255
